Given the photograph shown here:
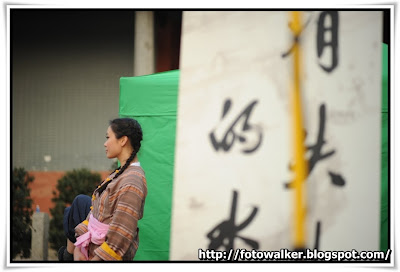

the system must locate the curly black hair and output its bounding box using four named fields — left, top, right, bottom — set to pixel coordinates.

left=96, top=118, right=143, bottom=195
